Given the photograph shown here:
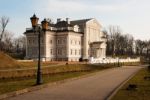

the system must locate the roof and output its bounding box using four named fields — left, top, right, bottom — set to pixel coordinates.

left=70, top=19, right=92, bottom=32
left=70, top=19, right=92, bottom=25
left=25, top=18, right=93, bottom=34
left=55, top=21, right=73, bottom=28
